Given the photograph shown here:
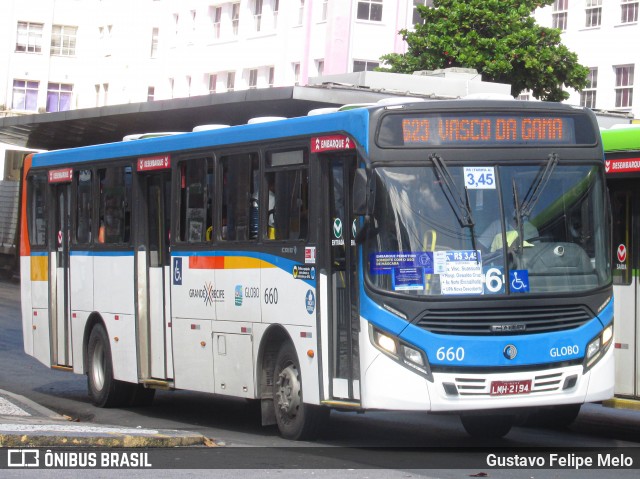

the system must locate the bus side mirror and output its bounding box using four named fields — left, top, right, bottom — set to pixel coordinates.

left=353, top=169, right=373, bottom=216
